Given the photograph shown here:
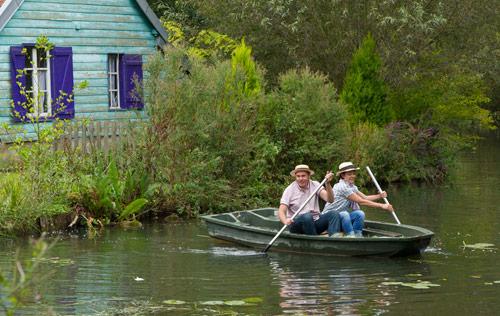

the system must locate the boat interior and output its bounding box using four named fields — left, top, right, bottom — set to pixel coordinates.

left=210, top=208, right=410, bottom=238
